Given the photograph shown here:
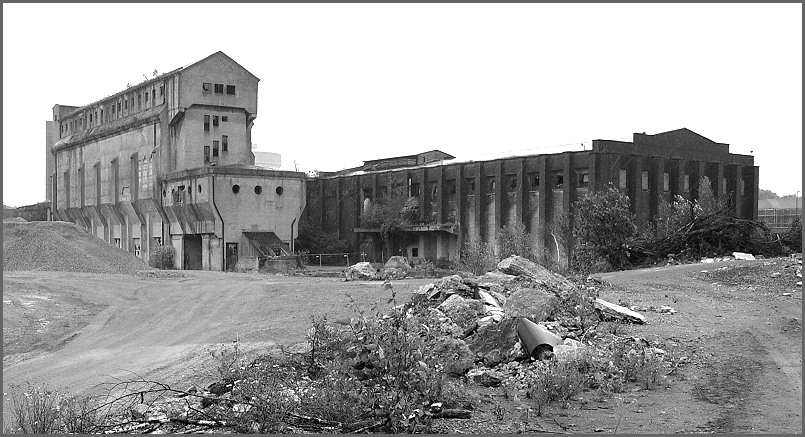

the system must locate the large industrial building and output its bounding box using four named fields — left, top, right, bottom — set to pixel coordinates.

left=47, top=52, right=759, bottom=270
left=302, top=129, right=759, bottom=264
left=46, top=52, right=306, bottom=271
